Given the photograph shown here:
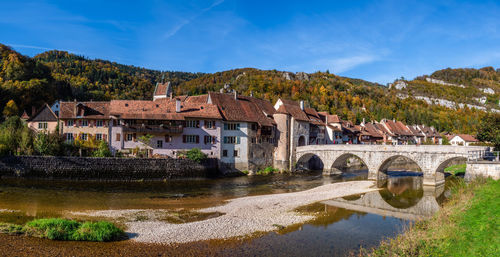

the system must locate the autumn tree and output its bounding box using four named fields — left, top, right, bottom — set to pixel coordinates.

left=2, top=100, right=18, bottom=118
